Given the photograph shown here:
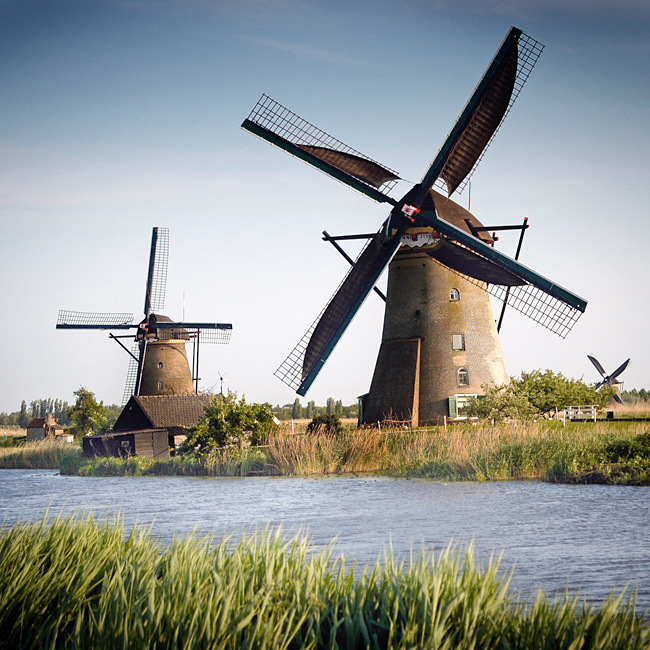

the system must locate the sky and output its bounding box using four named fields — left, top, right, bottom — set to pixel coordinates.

left=1, top=0, right=649, bottom=412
